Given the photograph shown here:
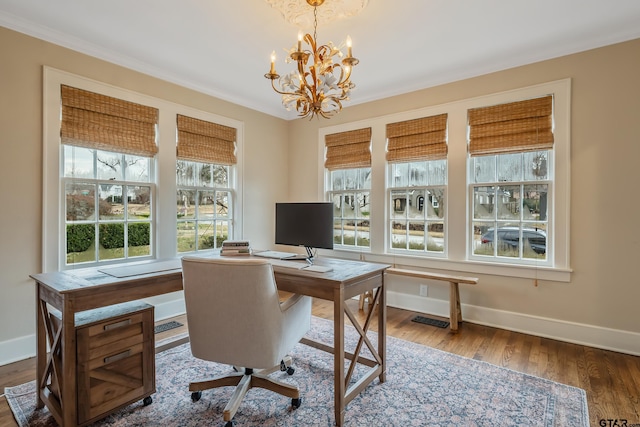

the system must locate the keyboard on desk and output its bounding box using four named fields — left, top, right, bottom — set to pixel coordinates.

left=268, top=259, right=306, bottom=269
left=254, top=250, right=299, bottom=260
